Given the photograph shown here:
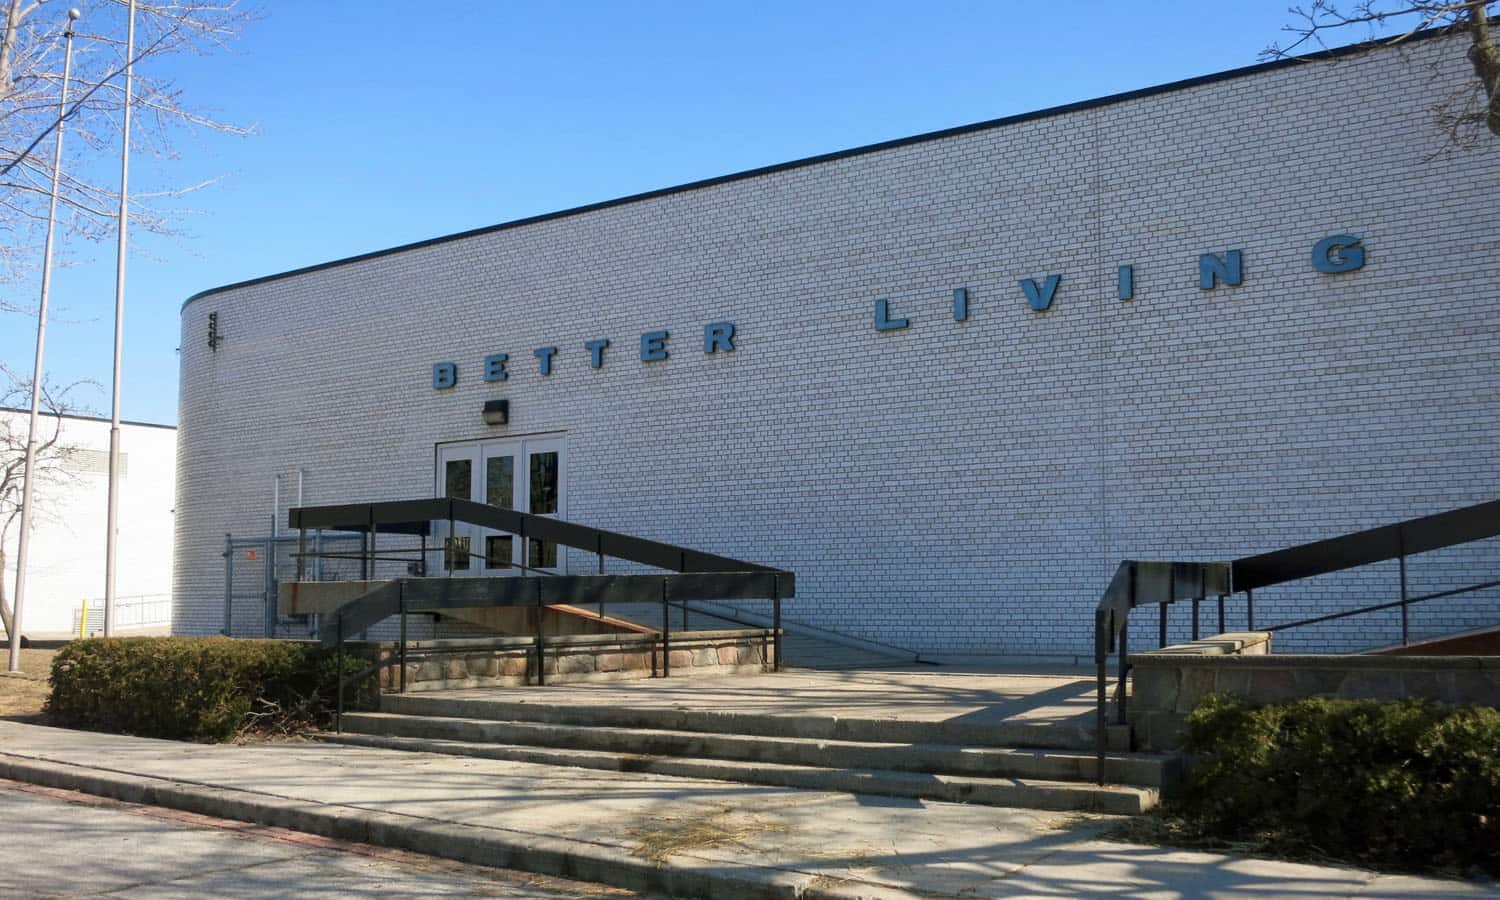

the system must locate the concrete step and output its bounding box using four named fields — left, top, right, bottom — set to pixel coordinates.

left=314, top=731, right=1160, bottom=814
left=338, top=711, right=1176, bottom=786
left=379, top=691, right=1124, bottom=751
